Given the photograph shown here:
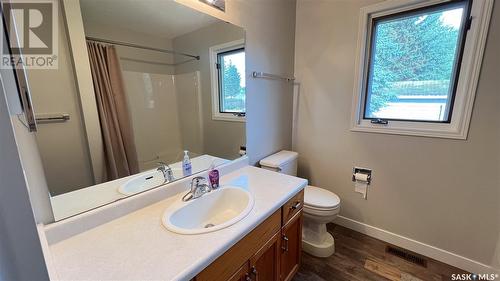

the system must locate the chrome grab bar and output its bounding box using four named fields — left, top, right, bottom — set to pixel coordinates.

left=35, top=113, right=70, bottom=123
